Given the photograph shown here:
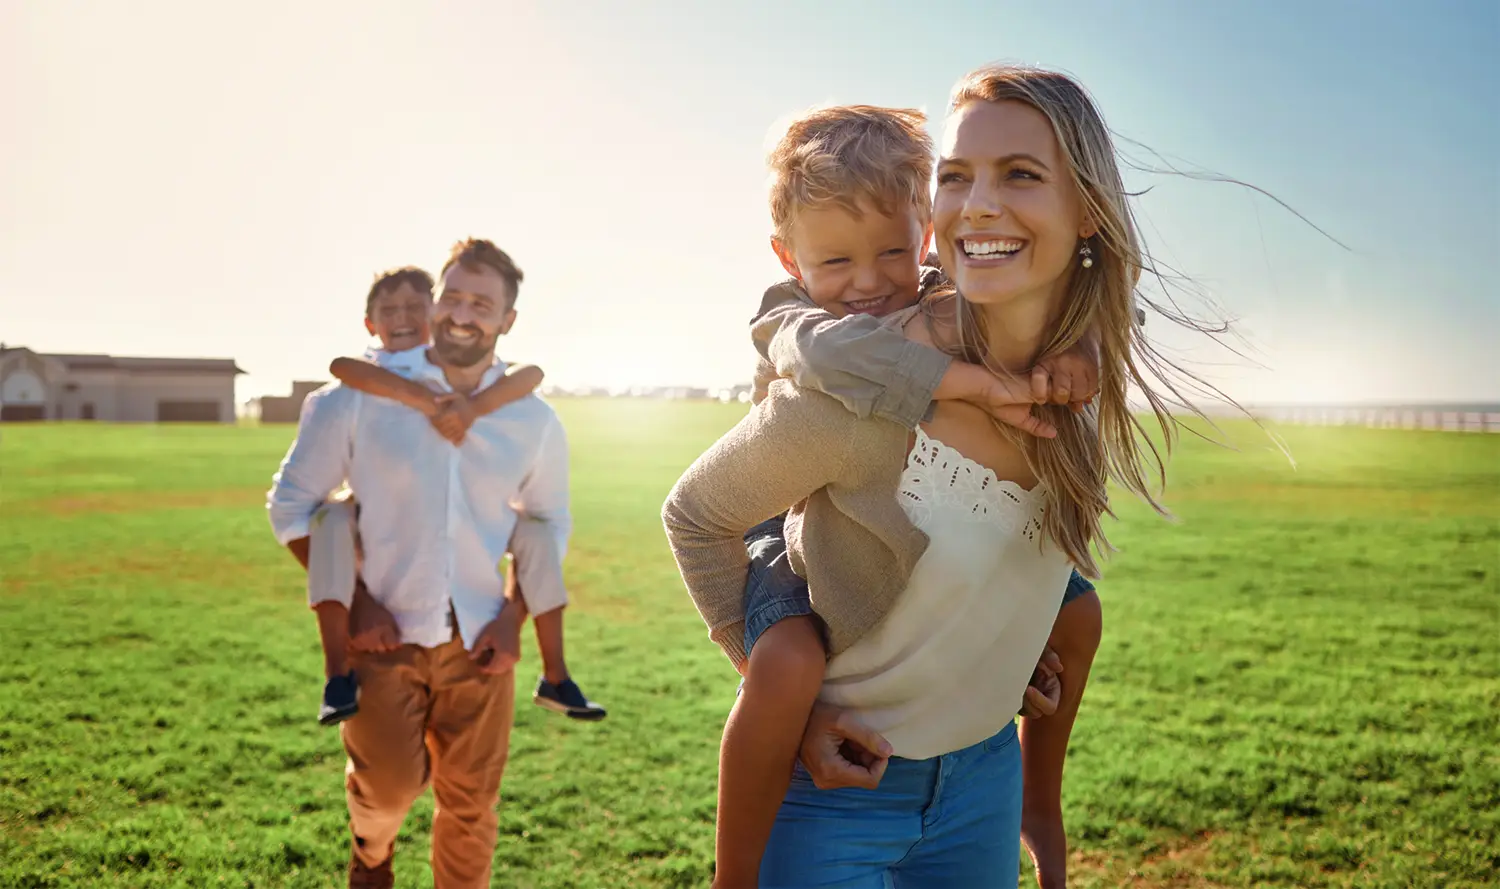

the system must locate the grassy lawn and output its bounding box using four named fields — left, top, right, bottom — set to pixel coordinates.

left=1, top=401, right=1496, bottom=888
